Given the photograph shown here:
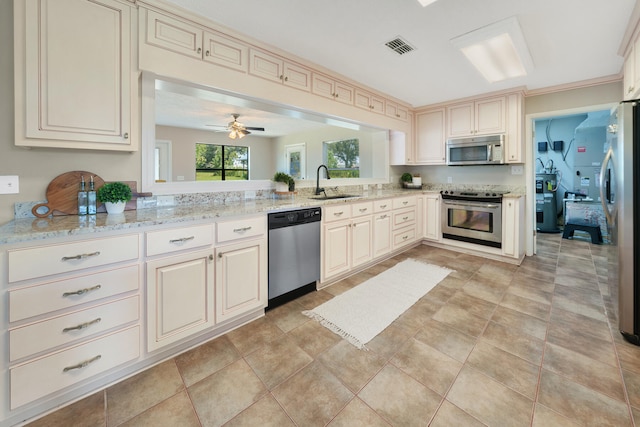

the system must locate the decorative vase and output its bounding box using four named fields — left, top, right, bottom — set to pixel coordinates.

left=275, top=182, right=288, bottom=192
left=104, top=201, right=126, bottom=214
